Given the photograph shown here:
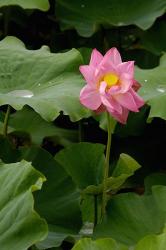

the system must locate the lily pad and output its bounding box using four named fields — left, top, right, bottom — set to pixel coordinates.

left=0, top=0, right=50, bottom=10
left=0, top=160, right=47, bottom=250
left=56, top=0, right=166, bottom=37
left=0, top=36, right=90, bottom=122
left=136, top=54, right=166, bottom=120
